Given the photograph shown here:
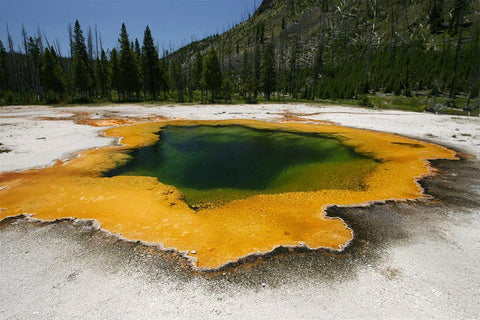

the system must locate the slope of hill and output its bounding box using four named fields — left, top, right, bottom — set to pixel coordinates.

left=170, top=0, right=480, bottom=105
